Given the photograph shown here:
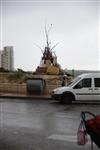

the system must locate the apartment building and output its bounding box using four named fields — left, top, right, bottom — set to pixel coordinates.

left=1, top=46, right=14, bottom=71
left=0, top=50, right=2, bottom=68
